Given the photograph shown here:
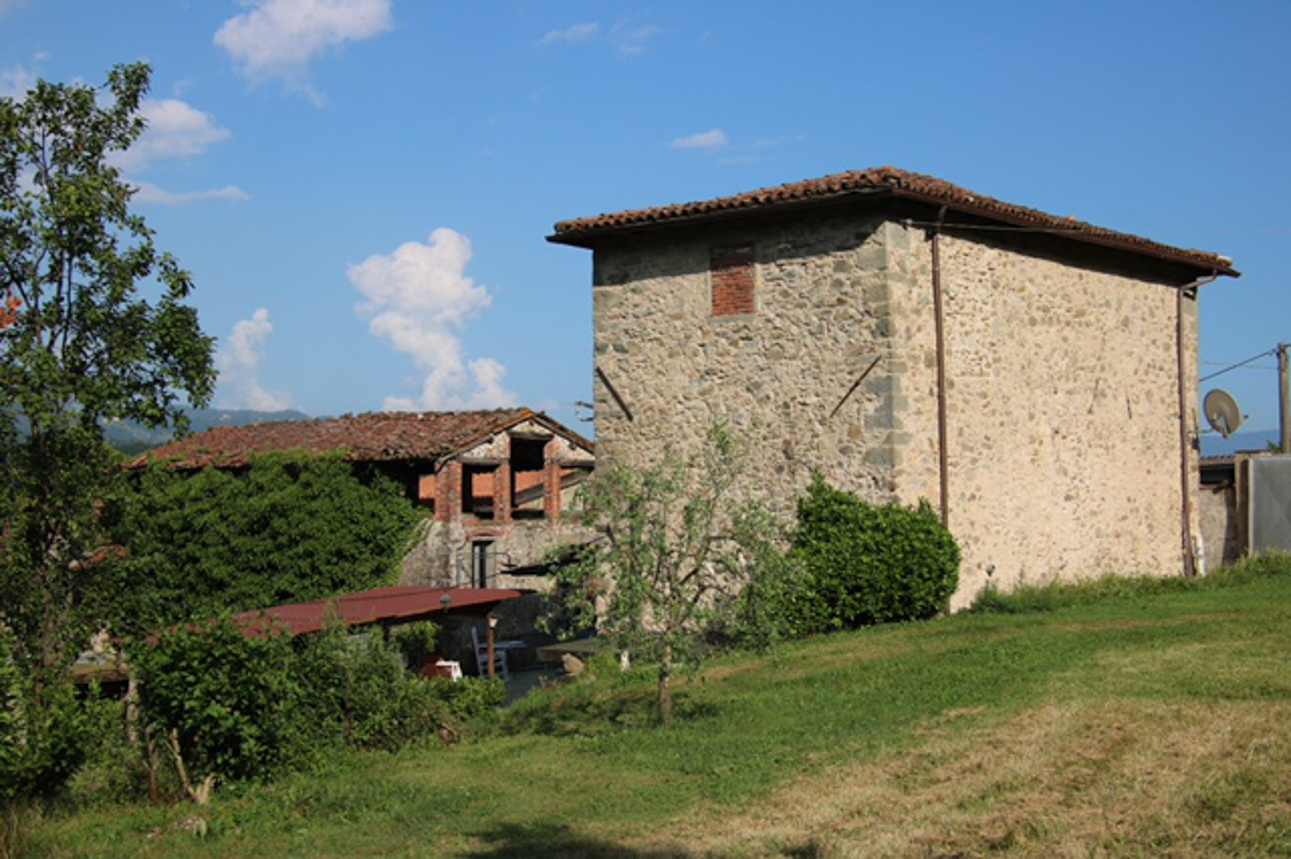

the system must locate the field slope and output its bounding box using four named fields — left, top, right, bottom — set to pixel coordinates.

left=30, top=566, right=1291, bottom=857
